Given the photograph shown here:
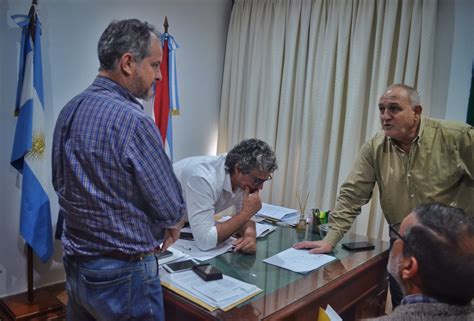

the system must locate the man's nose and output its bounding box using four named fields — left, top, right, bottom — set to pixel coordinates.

left=155, top=69, right=162, bottom=82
